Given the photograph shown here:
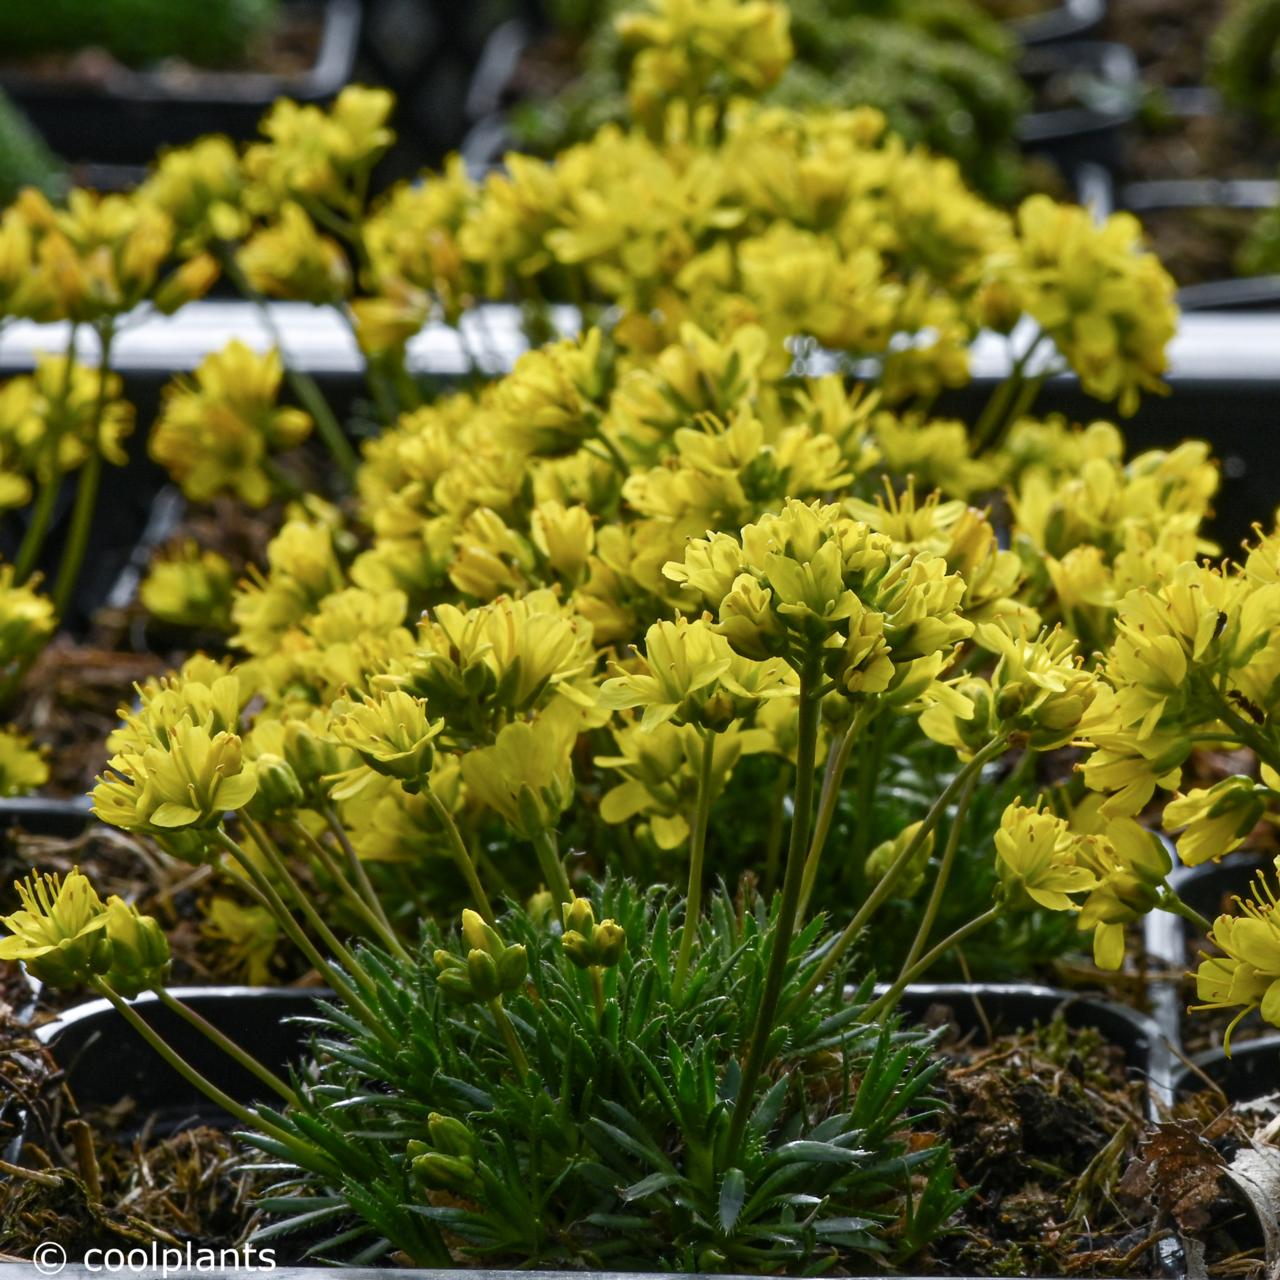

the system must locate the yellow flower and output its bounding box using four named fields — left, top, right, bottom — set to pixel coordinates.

left=140, top=542, right=235, bottom=630
left=665, top=499, right=970, bottom=709
left=0, top=868, right=111, bottom=989
left=1164, top=777, right=1270, bottom=867
left=237, top=203, right=351, bottom=303
left=599, top=615, right=794, bottom=730
left=530, top=501, right=595, bottom=586
left=459, top=708, right=580, bottom=839
left=201, top=896, right=281, bottom=986
left=392, top=591, right=597, bottom=744
left=245, top=86, right=395, bottom=211
left=596, top=718, right=771, bottom=848
left=93, top=721, right=259, bottom=833
left=1192, top=872, right=1280, bottom=1046
left=19, top=187, right=174, bottom=322
left=922, top=624, right=1103, bottom=757
left=1071, top=817, right=1171, bottom=969
left=996, top=196, right=1178, bottom=416
left=619, top=0, right=793, bottom=130
left=0, top=726, right=49, bottom=797
left=138, top=135, right=247, bottom=252
left=329, top=690, right=444, bottom=796
left=150, top=341, right=312, bottom=506
left=994, top=801, right=1096, bottom=912
left=0, top=566, right=56, bottom=669
left=489, top=330, right=610, bottom=456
